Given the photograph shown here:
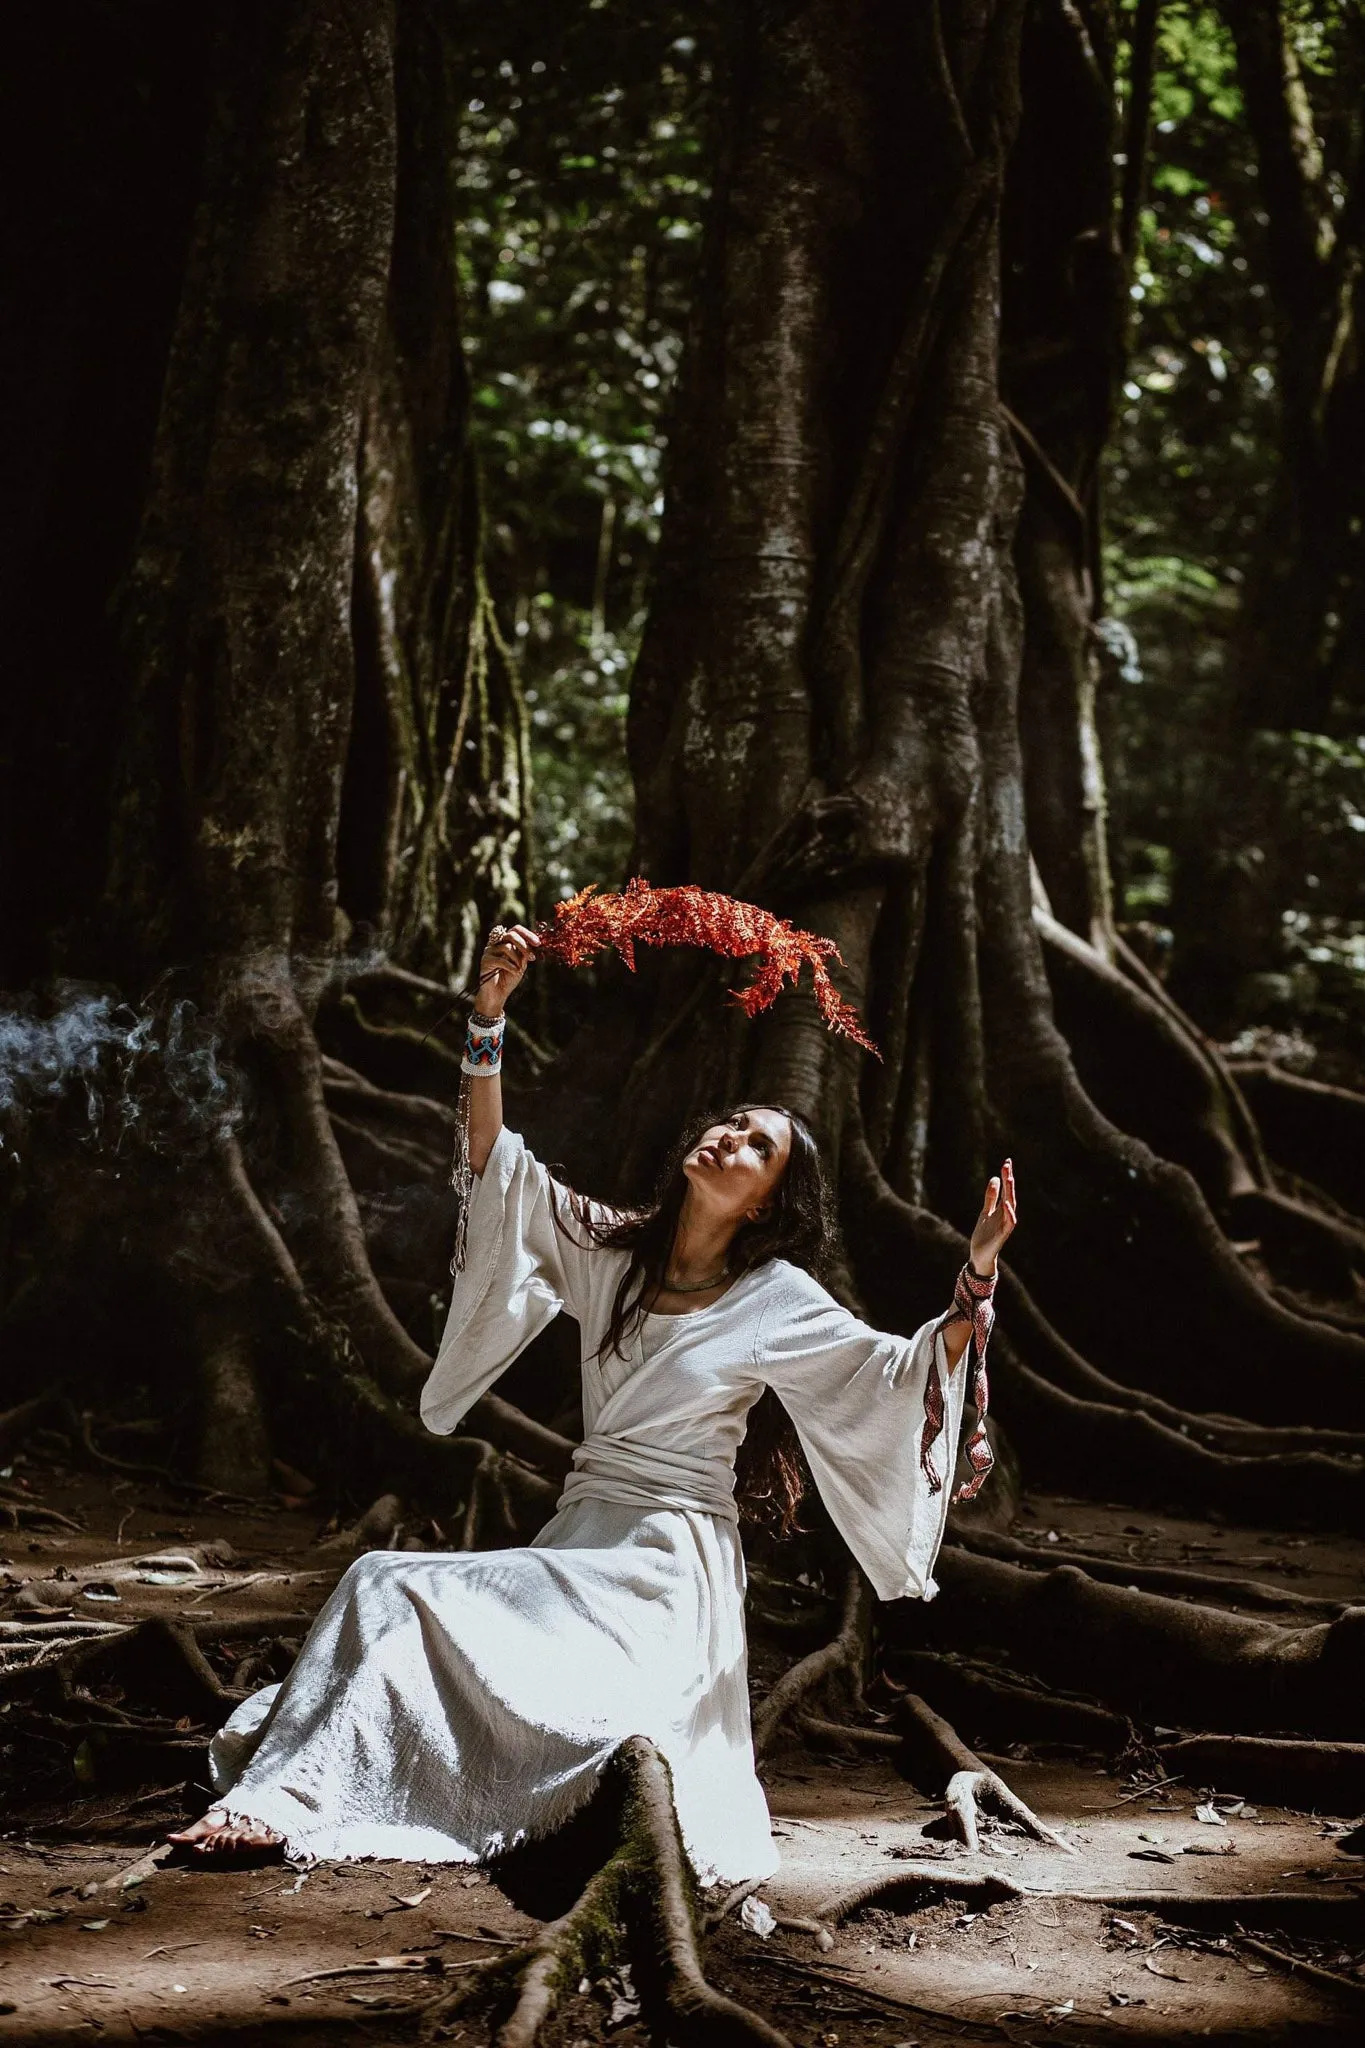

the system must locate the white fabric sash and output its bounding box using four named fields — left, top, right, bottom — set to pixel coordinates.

left=558, top=1433, right=739, bottom=1524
